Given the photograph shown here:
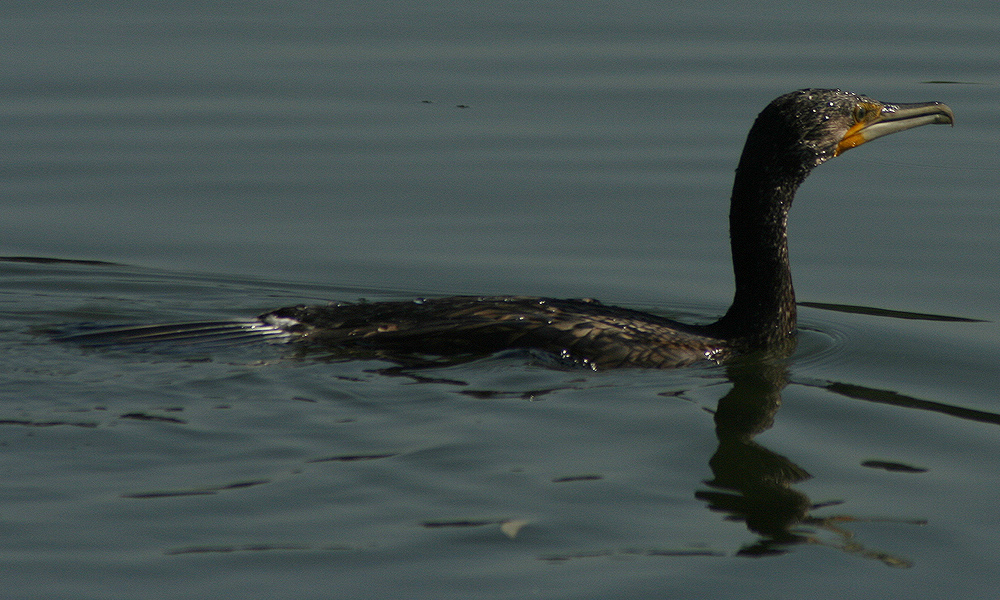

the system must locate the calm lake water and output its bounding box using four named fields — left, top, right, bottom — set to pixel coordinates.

left=3, top=2, right=999, bottom=599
